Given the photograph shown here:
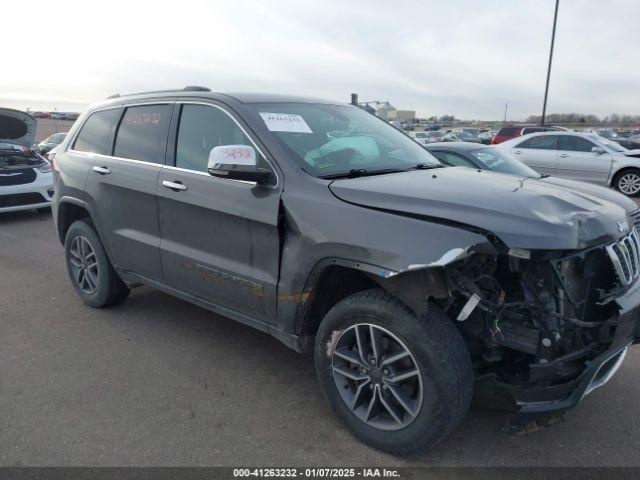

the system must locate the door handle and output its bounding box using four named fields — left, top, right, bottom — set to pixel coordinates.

left=513, top=150, right=522, bottom=155
left=162, top=180, right=188, bottom=192
left=559, top=153, right=569, bottom=158
left=92, top=166, right=111, bottom=175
